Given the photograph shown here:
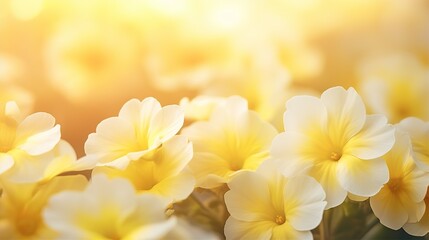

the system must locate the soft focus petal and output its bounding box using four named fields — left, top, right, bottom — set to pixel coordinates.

left=210, top=96, right=248, bottom=125
left=397, top=117, right=429, bottom=172
left=224, top=218, right=273, bottom=240
left=16, top=112, right=56, bottom=140
left=17, top=125, right=61, bottom=155
left=0, top=153, right=14, bottom=174
left=125, top=218, right=177, bottom=240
